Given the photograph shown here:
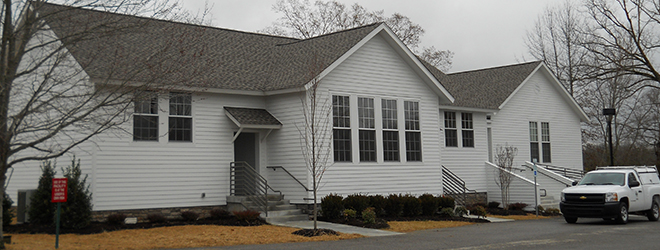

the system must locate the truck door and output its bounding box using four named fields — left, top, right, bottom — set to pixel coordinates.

left=628, top=173, right=644, bottom=211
